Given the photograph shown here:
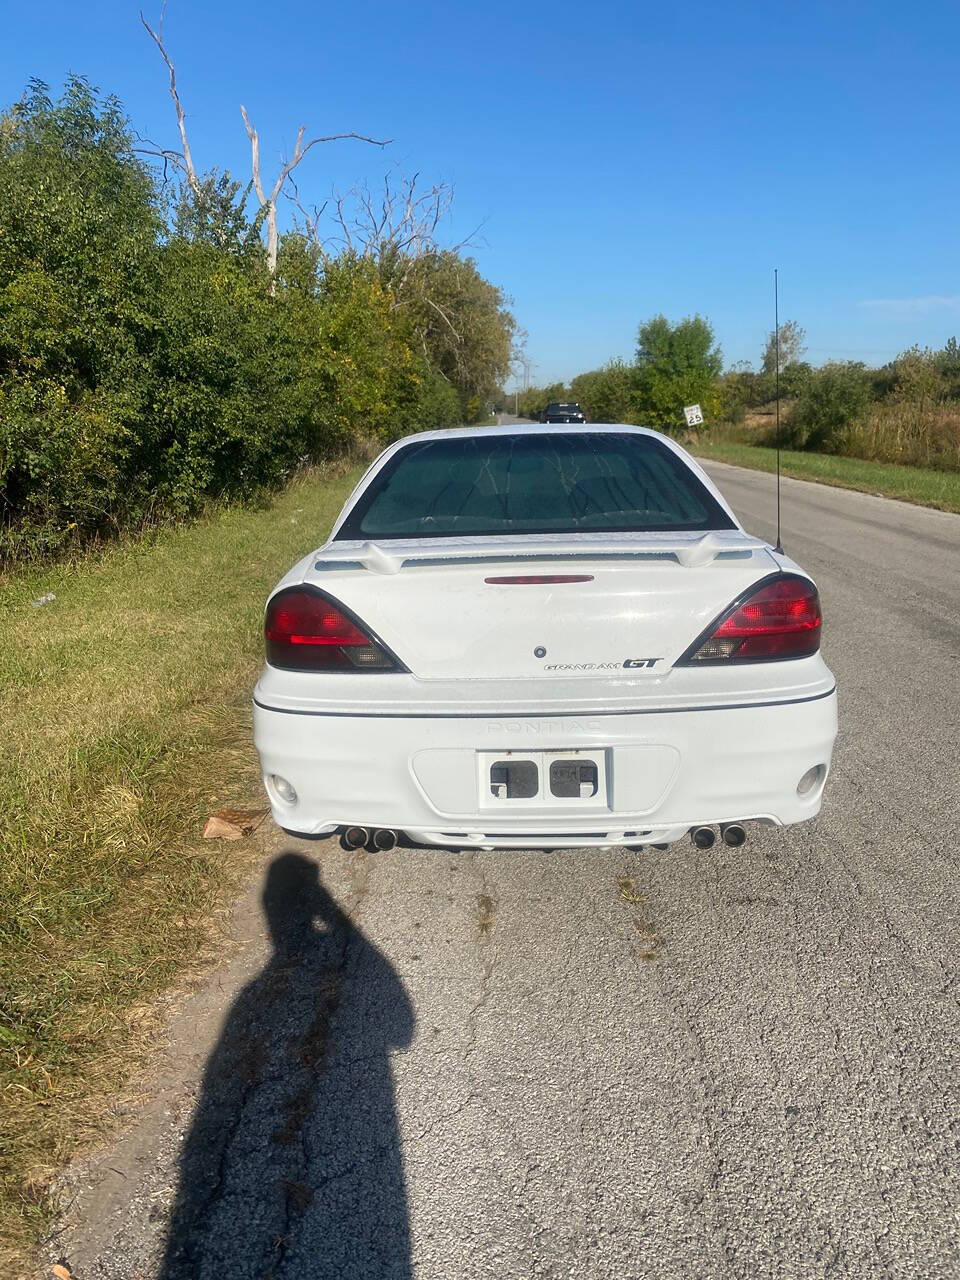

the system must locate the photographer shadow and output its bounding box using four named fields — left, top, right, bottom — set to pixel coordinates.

left=160, top=851, right=415, bottom=1279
